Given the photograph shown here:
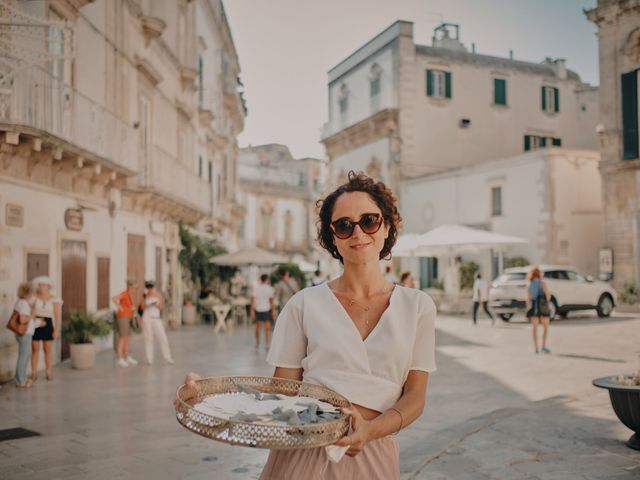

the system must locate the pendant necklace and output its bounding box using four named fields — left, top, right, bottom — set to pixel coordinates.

left=347, top=297, right=371, bottom=326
